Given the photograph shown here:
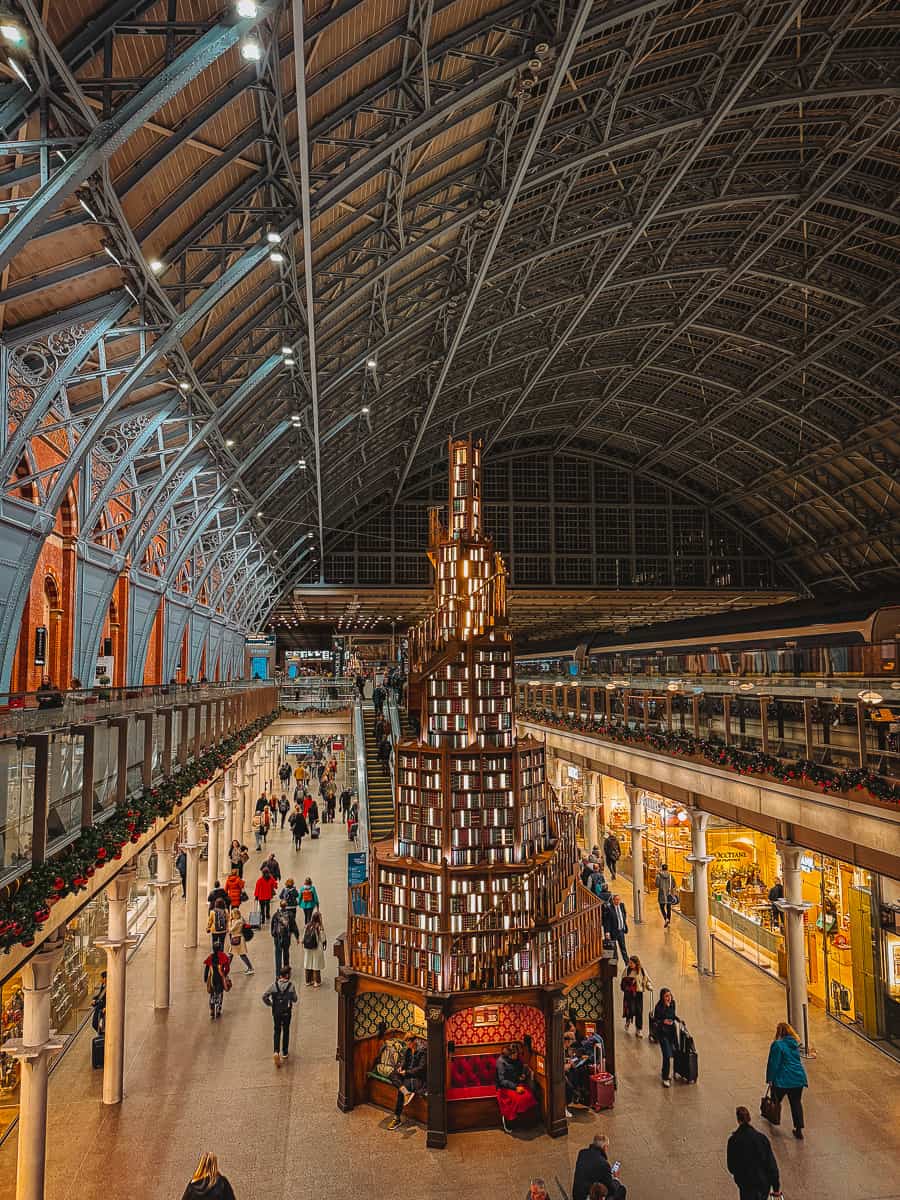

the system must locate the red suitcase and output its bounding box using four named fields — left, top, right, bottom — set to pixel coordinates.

left=589, top=1038, right=615, bottom=1111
